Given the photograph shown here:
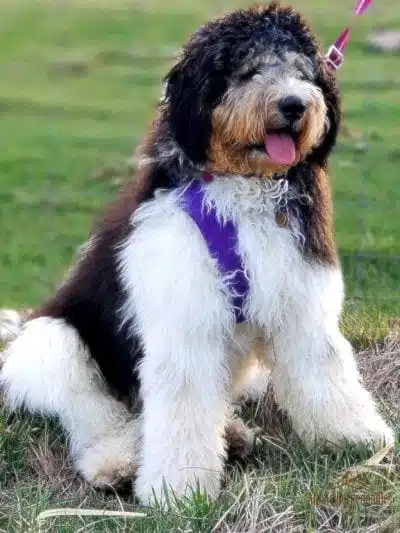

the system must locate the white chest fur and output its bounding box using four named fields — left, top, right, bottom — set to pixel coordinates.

left=121, top=176, right=344, bottom=340
left=203, top=176, right=337, bottom=333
